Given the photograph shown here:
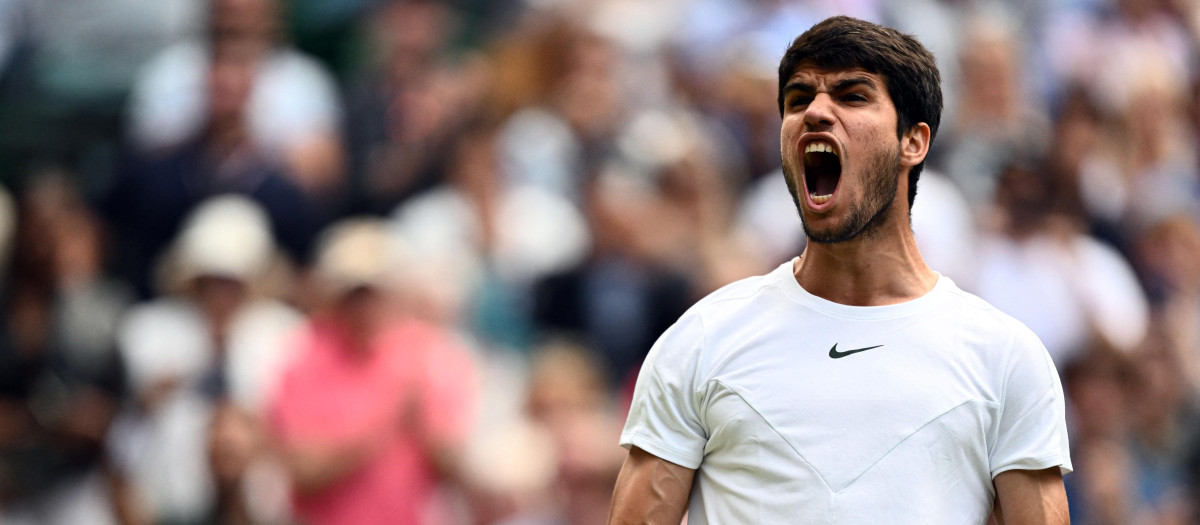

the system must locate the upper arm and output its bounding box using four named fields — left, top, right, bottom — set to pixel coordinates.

left=992, top=467, right=1069, bottom=525
left=620, top=313, right=709, bottom=468
left=609, top=446, right=696, bottom=525
left=991, top=326, right=1072, bottom=476
left=611, top=312, right=706, bottom=524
